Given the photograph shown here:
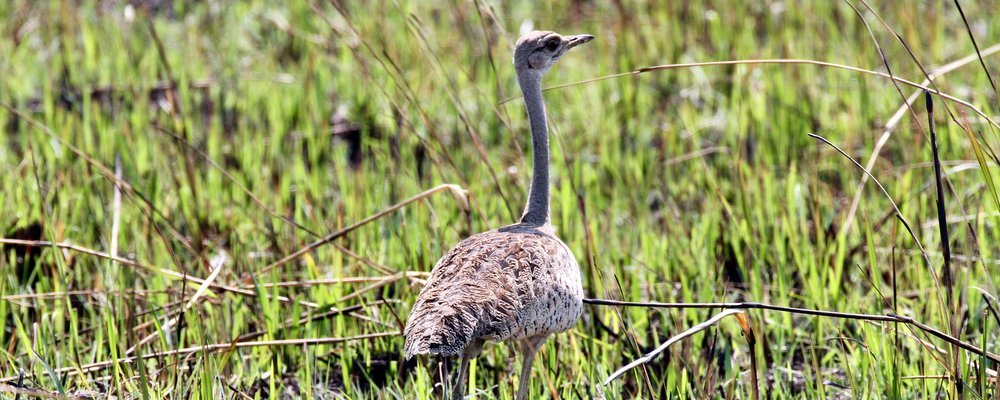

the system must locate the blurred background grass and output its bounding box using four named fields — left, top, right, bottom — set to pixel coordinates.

left=1, top=0, right=998, bottom=398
